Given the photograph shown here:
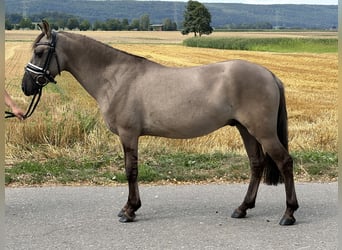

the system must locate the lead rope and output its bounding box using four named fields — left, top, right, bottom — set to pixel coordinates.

left=5, top=88, right=42, bottom=119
